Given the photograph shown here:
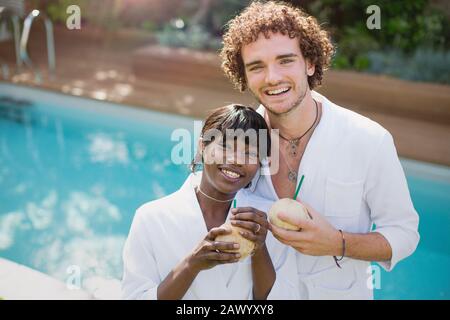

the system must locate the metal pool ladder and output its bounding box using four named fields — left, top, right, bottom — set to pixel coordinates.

left=0, top=6, right=21, bottom=79
left=19, top=9, right=56, bottom=82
